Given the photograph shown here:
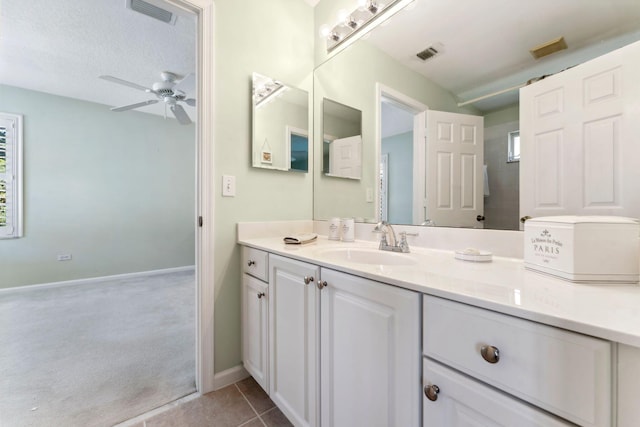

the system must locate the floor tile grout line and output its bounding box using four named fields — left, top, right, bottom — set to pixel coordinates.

left=235, top=383, right=268, bottom=427
left=237, top=416, right=262, bottom=427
